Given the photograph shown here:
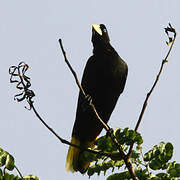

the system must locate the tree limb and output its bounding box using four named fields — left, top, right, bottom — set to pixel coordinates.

left=127, top=23, right=177, bottom=158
